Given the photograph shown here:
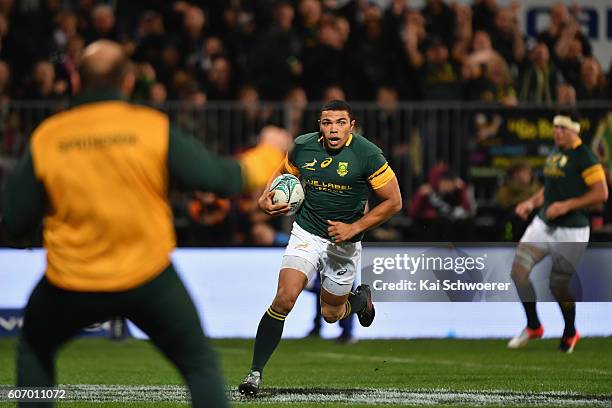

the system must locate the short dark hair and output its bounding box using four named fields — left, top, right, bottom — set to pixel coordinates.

left=79, top=56, right=132, bottom=92
left=319, top=99, right=354, bottom=120
left=556, top=109, right=581, bottom=123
